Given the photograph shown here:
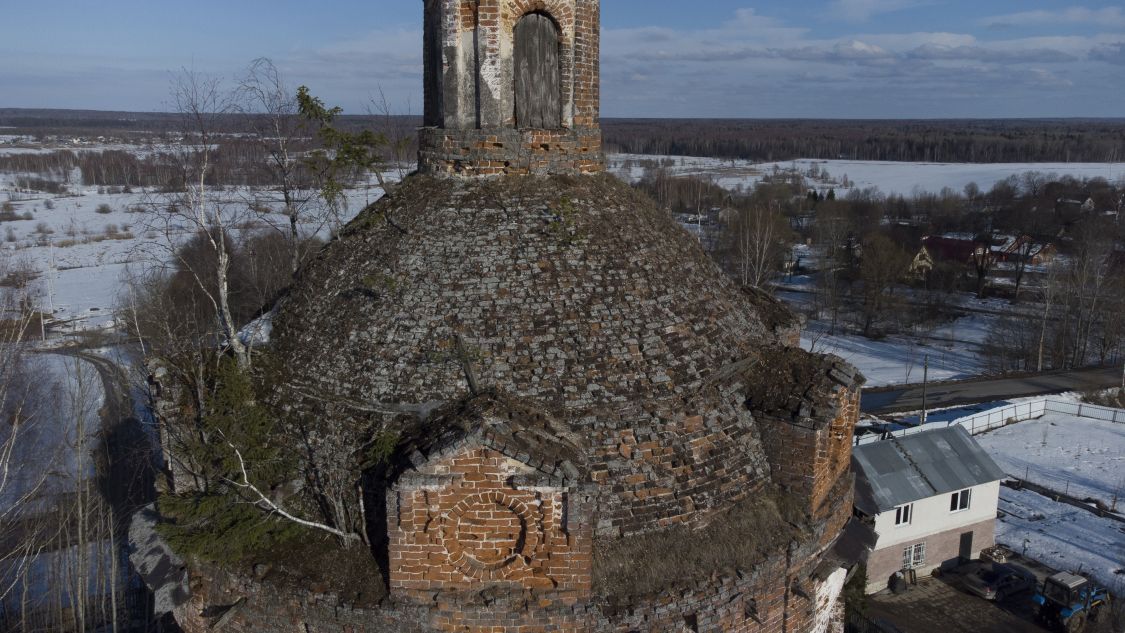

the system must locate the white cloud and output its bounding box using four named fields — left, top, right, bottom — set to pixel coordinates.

left=777, top=40, right=895, bottom=63
left=1091, top=42, right=1125, bottom=64
left=982, top=7, right=1125, bottom=29
left=906, top=43, right=1078, bottom=63
left=827, top=0, right=928, bottom=23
